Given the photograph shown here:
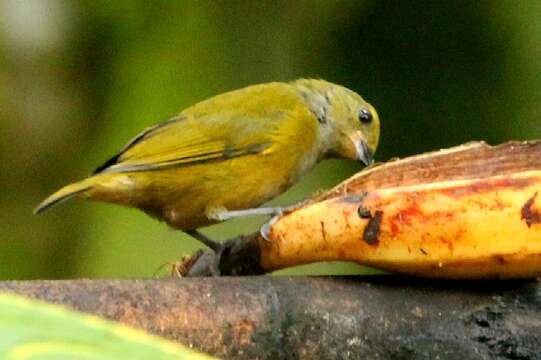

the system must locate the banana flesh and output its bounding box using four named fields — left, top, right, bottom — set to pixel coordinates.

left=259, top=141, right=541, bottom=279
